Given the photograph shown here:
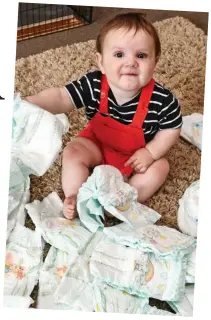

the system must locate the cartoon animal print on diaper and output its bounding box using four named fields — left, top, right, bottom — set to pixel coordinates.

left=144, top=260, right=154, bottom=282
left=138, top=227, right=160, bottom=244
left=5, top=252, right=26, bottom=280
left=116, top=200, right=131, bottom=212
left=56, top=265, right=68, bottom=278
left=192, top=121, right=202, bottom=138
